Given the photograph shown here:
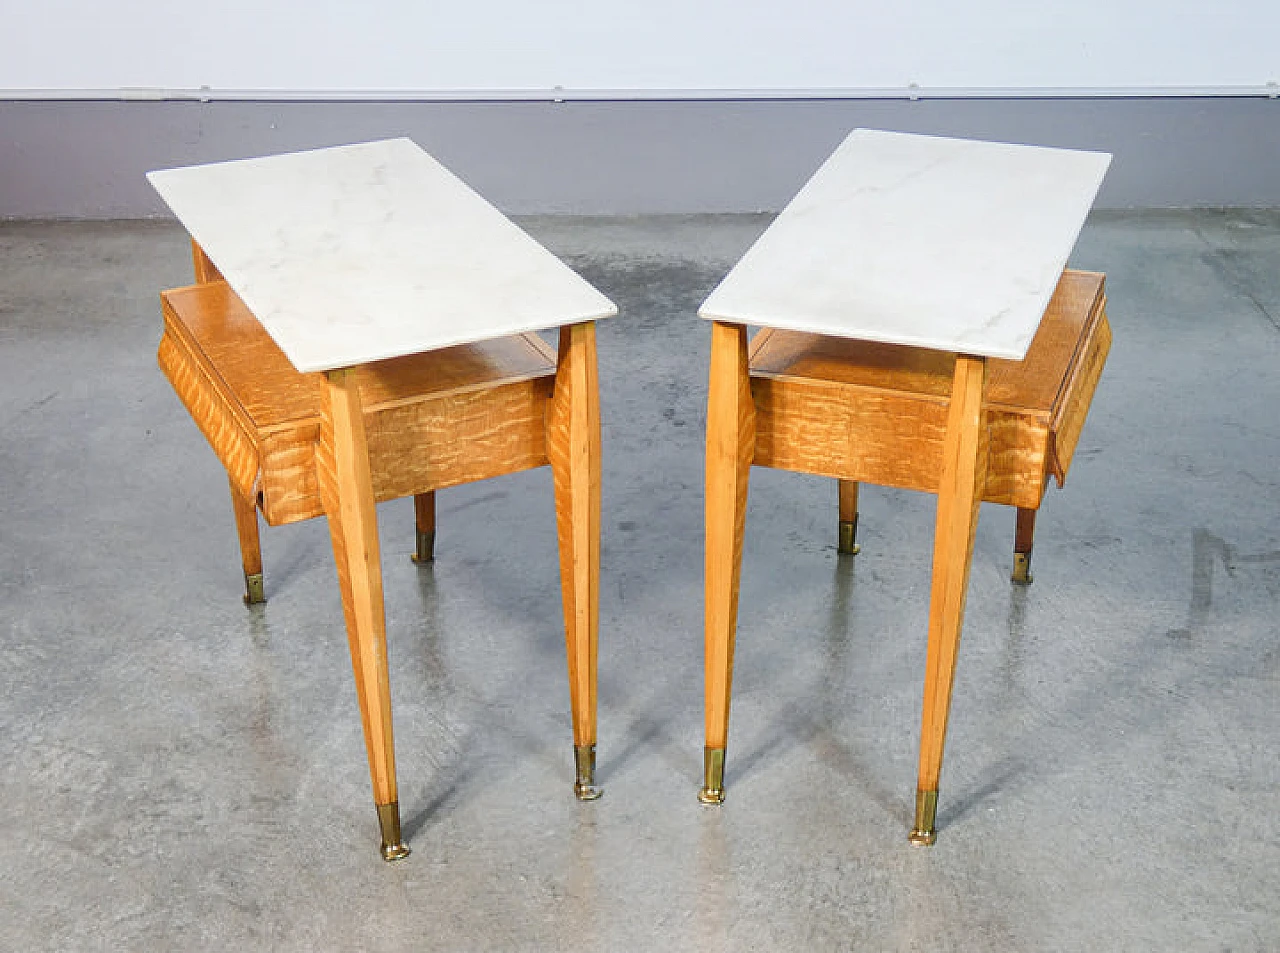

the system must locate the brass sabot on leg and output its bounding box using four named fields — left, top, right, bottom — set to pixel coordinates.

left=1011, top=551, right=1033, bottom=584
left=574, top=744, right=603, bottom=801
left=242, top=572, right=266, bottom=606
left=838, top=517, right=860, bottom=556
left=377, top=802, right=410, bottom=862
left=698, top=747, right=726, bottom=805
left=411, top=529, right=436, bottom=565
left=908, top=789, right=938, bottom=846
